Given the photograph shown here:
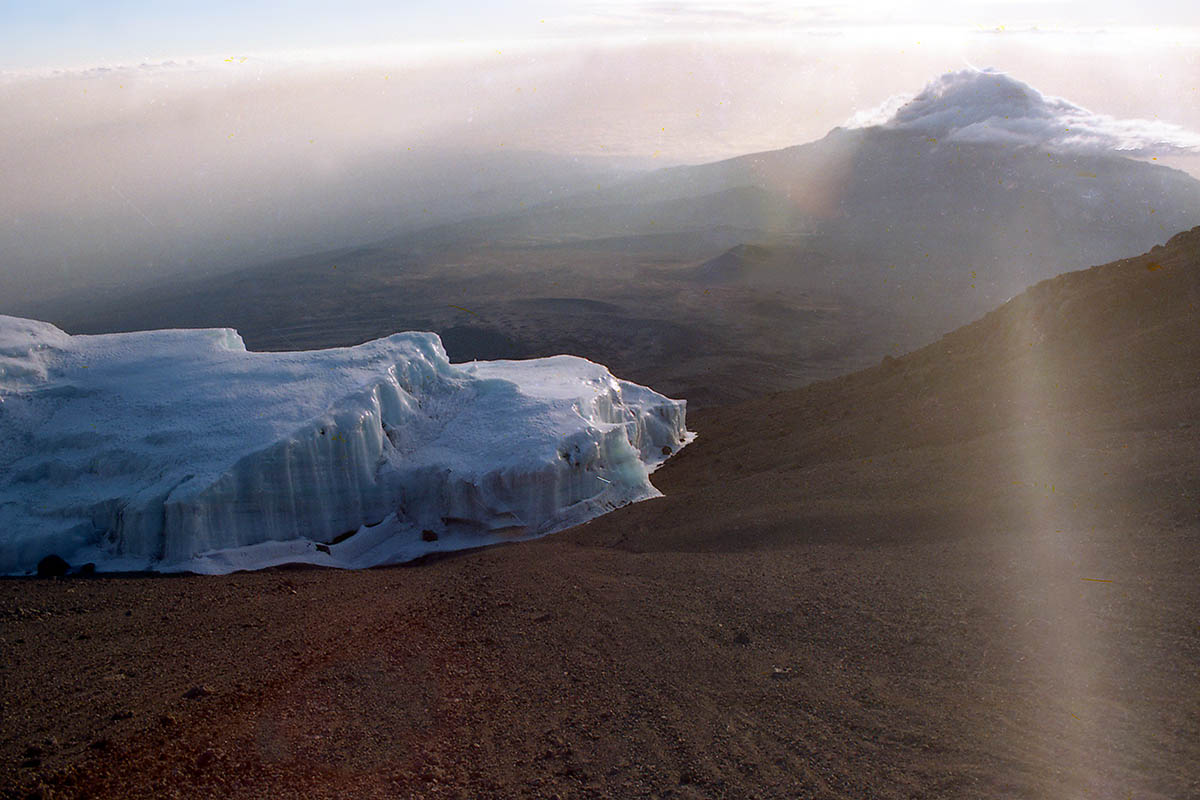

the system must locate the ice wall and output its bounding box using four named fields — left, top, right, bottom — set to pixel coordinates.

left=0, top=316, right=690, bottom=574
